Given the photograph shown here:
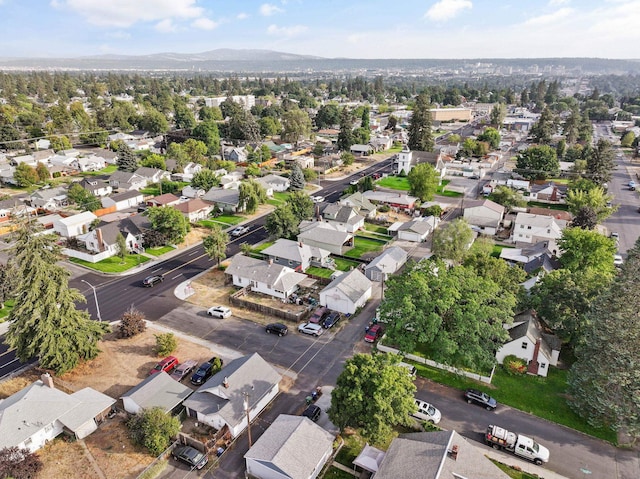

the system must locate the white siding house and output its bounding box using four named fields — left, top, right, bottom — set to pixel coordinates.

left=53, top=211, right=98, bottom=238
left=225, top=254, right=307, bottom=300
left=319, top=269, right=372, bottom=315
